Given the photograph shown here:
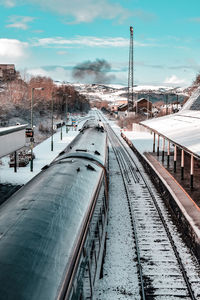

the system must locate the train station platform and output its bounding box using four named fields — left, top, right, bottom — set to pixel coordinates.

left=121, top=131, right=200, bottom=258
left=145, top=153, right=200, bottom=233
